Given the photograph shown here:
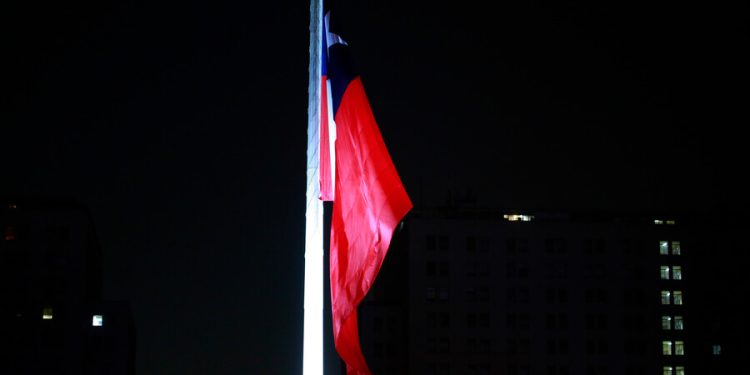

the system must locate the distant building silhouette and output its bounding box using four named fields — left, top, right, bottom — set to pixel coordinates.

left=1, top=197, right=135, bottom=375
left=359, top=206, right=744, bottom=375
